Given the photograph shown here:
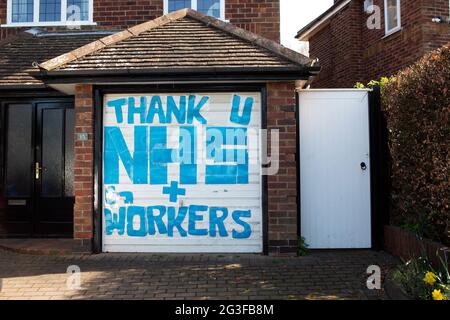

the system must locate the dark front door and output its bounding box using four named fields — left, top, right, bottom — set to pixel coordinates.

left=1, top=100, right=74, bottom=237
